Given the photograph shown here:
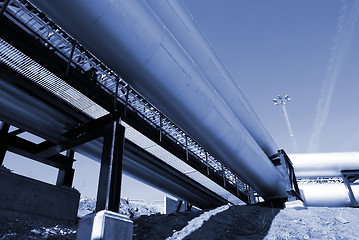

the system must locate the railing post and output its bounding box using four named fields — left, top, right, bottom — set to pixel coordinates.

left=222, top=164, right=226, bottom=187
left=159, top=114, right=163, bottom=142
left=235, top=177, right=239, bottom=196
left=114, top=76, right=119, bottom=110
left=65, top=41, right=76, bottom=76
left=185, top=135, right=188, bottom=161
left=206, top=152, right=209, bottom=175
left=124, top=85, right=130, bottom=117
